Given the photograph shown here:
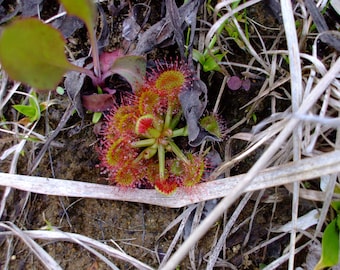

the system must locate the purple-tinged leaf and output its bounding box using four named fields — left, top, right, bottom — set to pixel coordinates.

left=227, top=76, right=242, bottom=90
left=180, top=78, right=220, bottom=146
left=52, top=14, right=84, bottom=38
left=100, top=50, right=124, bottom=76
left=242, top=78, right=251, bottom=91
left=110, top=55, right=146, bottom=92
left=22, top=0, right=43, bottom=17
left=82, top=94, right=115, bottom=112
